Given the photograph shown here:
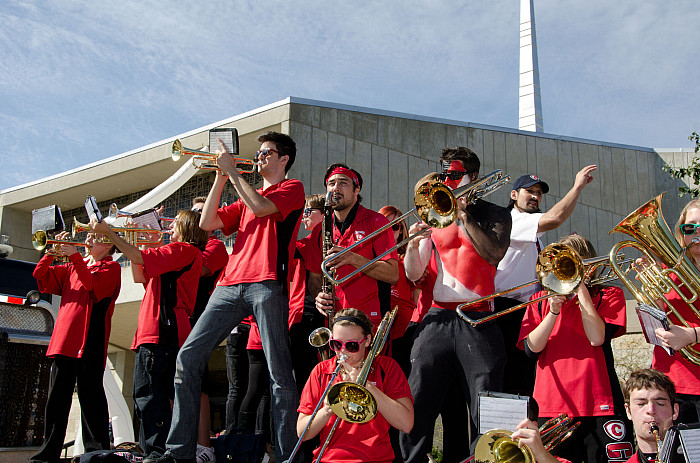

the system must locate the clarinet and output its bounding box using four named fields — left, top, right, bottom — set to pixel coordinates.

left=321, top=191, right=336, bottom=322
